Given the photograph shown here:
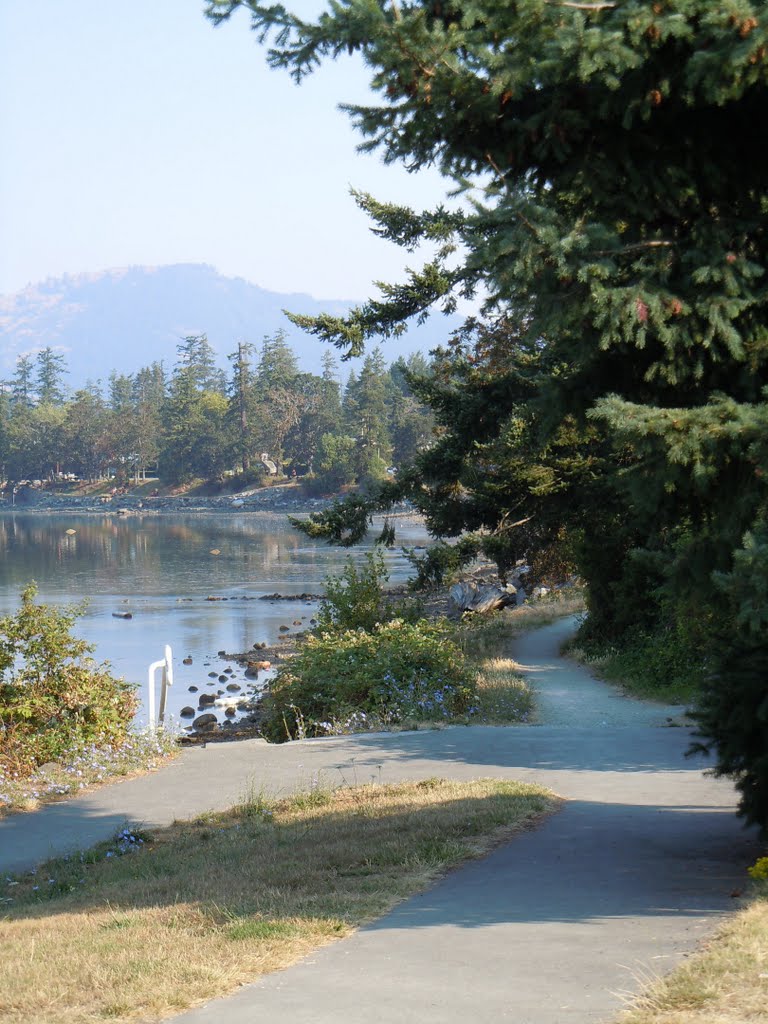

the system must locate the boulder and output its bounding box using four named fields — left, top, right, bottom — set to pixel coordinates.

left=226, top=683, right=241, bottom=692
left=245, top=660, right=271, bottom=678
left=198, top=693, right=216, bottom=707
left=180, top=706, right=195, bottom=718
left=448, top=581, right=517, bottom=616
left=193, top=713, right=218, bottom=731
left=188, top=685, right=198, bottom=692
